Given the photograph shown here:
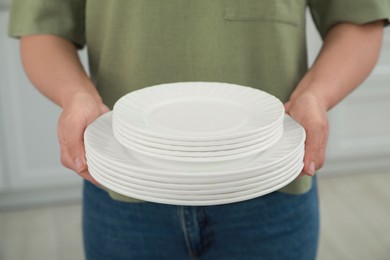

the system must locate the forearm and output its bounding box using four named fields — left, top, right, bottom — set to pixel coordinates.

left=291, top=21, right=384, bottom=110
left=286, top=20, right=384, bottom=175
left=20, top=35, right=102, bottom=108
